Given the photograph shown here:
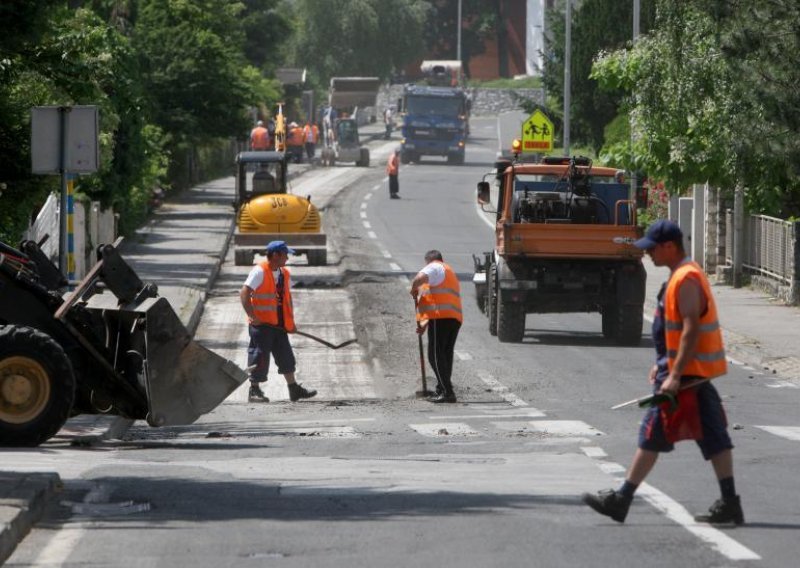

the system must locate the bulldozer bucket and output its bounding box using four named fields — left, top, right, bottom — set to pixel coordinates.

left=136, top=296, right=247, bottom=427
